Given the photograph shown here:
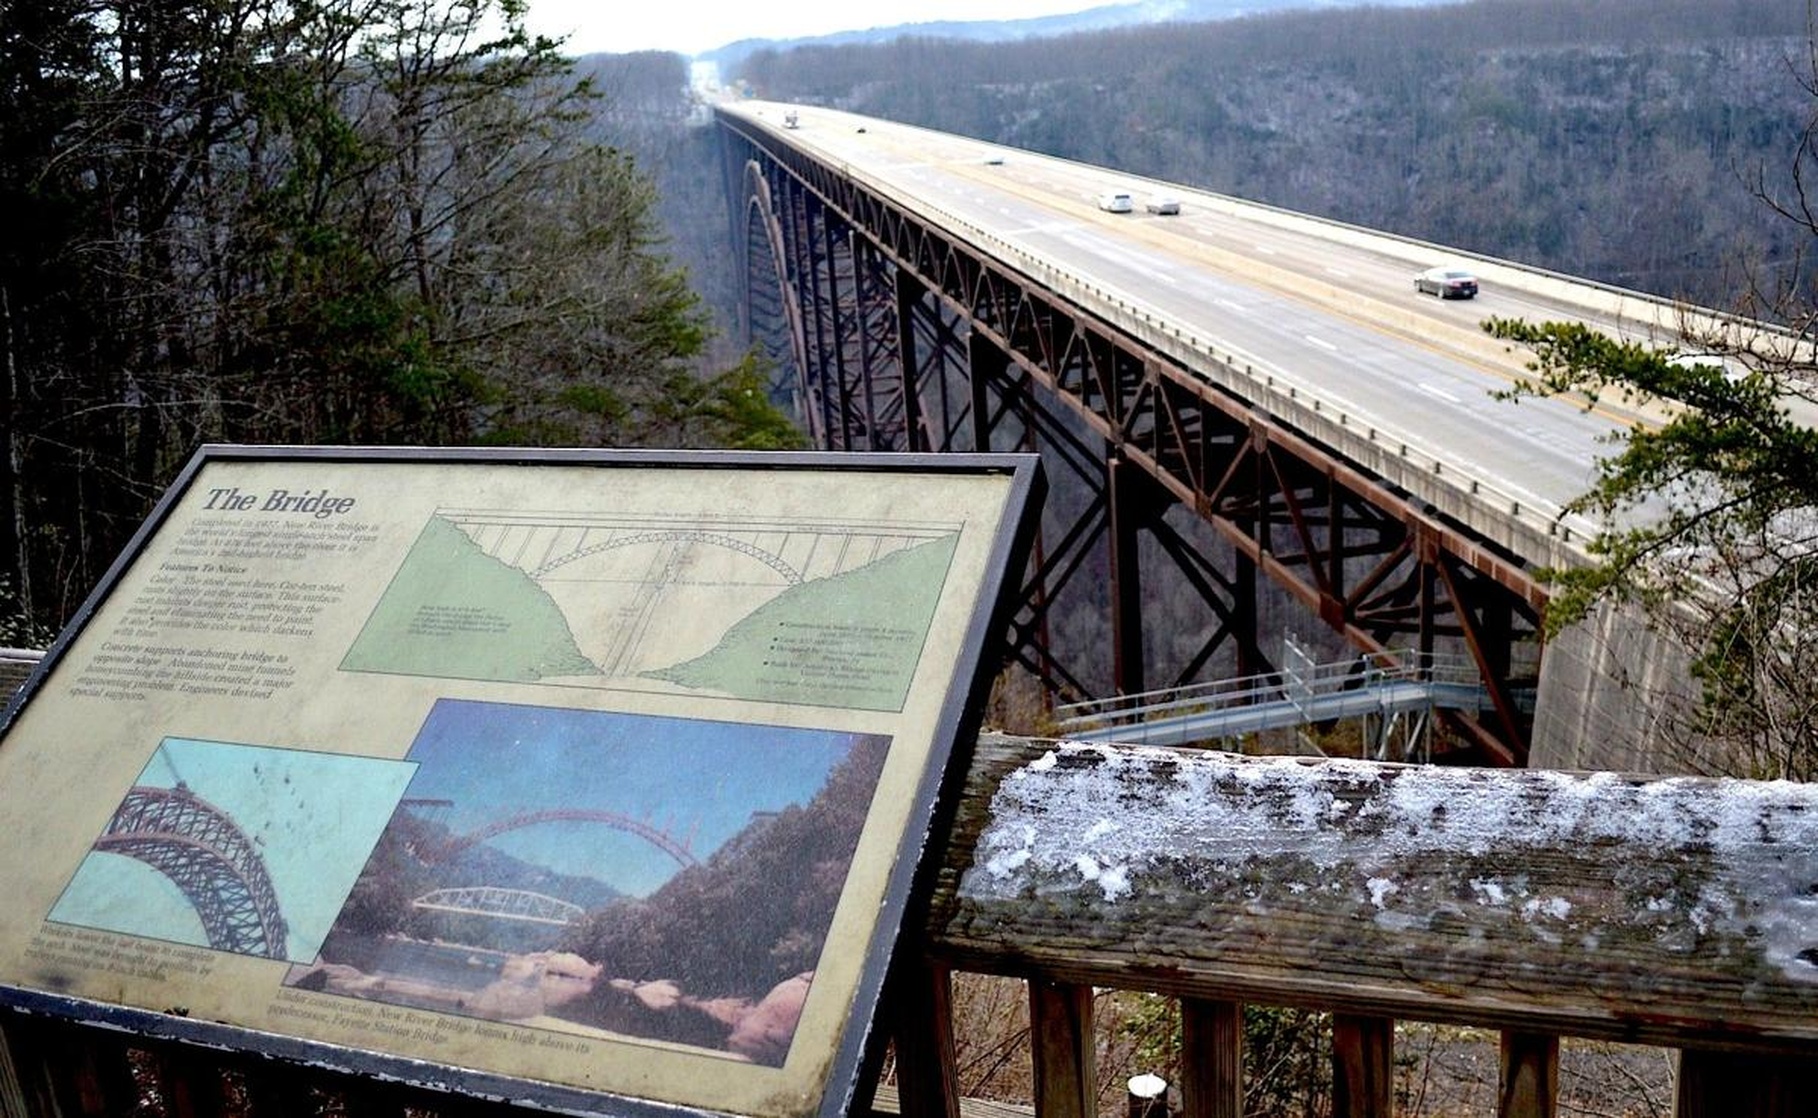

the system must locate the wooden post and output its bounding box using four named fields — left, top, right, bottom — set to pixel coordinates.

left=1331, top=1014, right=1393, bottom=1118
left=1029, top=979, right=1095, bottom=1118
left=1498, top=1031, right=1558, bottom=1118
left=1179, top=998, right=1241, bottom=1118
left=1677, top=1050, right=1818, bottom=1118
left=0, top=1018, right=39, bottom=1118
left=149, top=1041, right=225, bottom=1118
left=0, top=1016, right=89, bottom=1118
left=889, top=957, right=961, bottom=1118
